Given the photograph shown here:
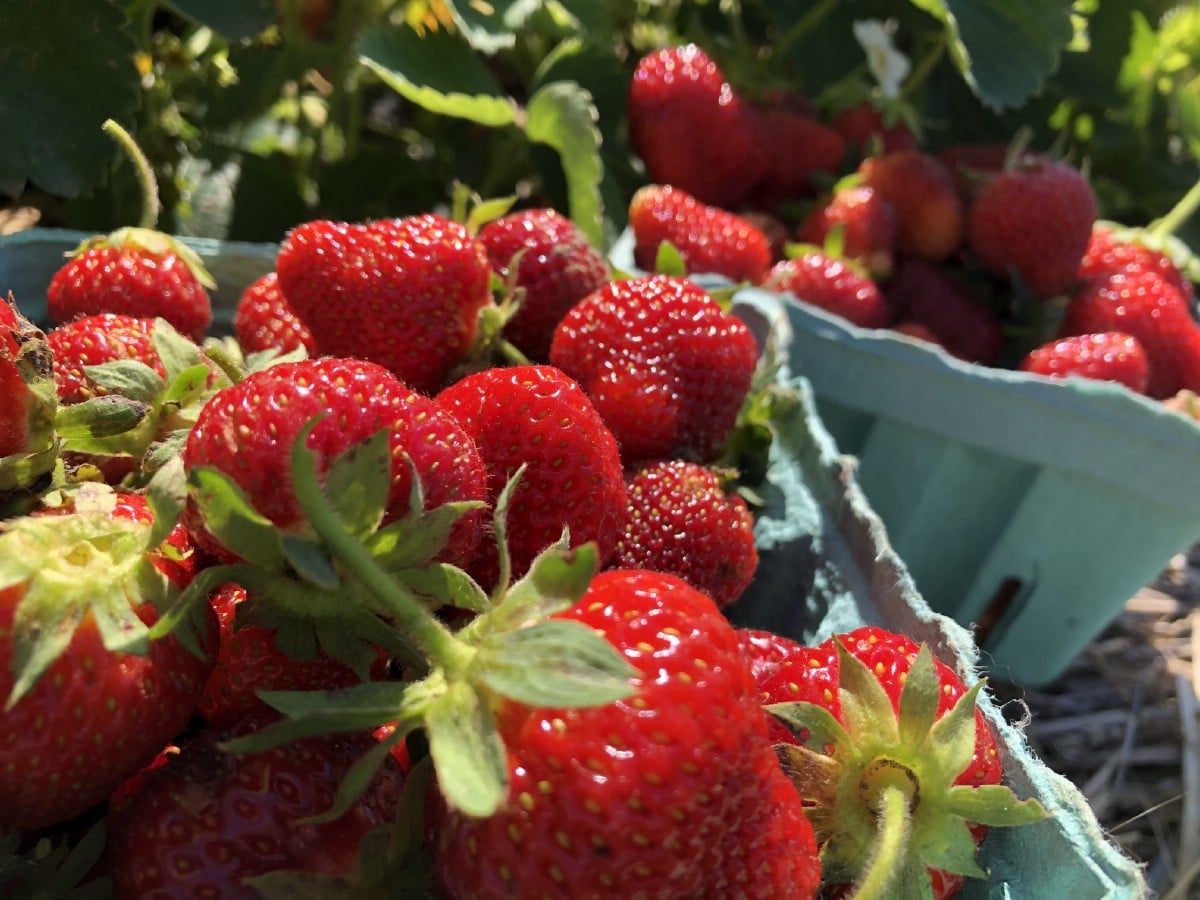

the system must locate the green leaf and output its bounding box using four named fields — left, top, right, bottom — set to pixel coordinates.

left=54, top=395, right=152, bottom=447
left=834, top=638, right=900, bottom=749
left=160, top=363, right=213, bottom=406
left=485, top=540, right=598, bottom=631
left=766, top=700, right=852, bottom=756
left=324, top=429, right=392, bottom=540
left=474, top=619, right=635, bottom=707
left=144, top=455, right=188, bottom=549
left=916, top=814, right=990, bottom=880
left=896, top=646, right=940, bottom=748
left=81, top=360, right=166, bottom=404
left=653, top=240, right=687, bottom=277
left=446, top=0, right=541, bottom=54
left=426, top=679, right=507, bottom=818
left=152, top=317, right=206, bottom=379
left=944, top=784, right=1049, bottom=827
left=911, top=0, right=1075, bottom=110
left=89, top=588, right=152, bottom=656
left=0, top=0, right=140, bottom=197
left=224, top=683, right=409, bottom=754
left=926, top=681, right=985, bottom=784
left=358, top=24, right=518, bottom=127
left=301, top=737, right=401, bottom=825
left=523, top=81, right=606, bottom=249
left=7, top=600, right=85, bottom=709
left=394, top=563, right=491, bottom=614
left=164, top=0, right=276, bottom=42
left=280, top=534, right=340, bottom=590
left=187, top=466, right=286, bottom=569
